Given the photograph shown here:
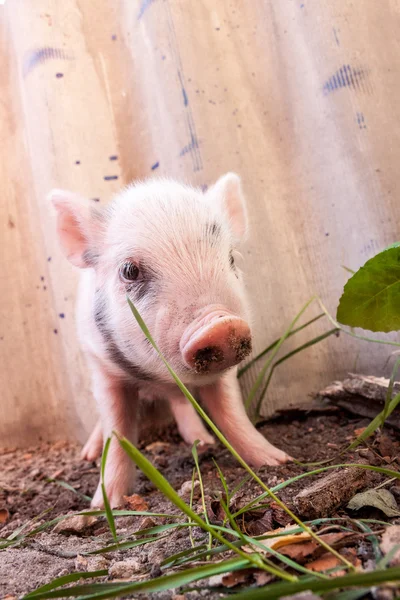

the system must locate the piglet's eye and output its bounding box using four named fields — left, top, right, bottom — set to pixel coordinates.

left=119, top=261, right=140, bottom=282
left=229, top=251, right=235, bottom=268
